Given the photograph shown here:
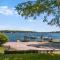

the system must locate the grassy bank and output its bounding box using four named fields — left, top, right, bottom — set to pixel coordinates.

left=0, top=53, right=60, bottom=60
